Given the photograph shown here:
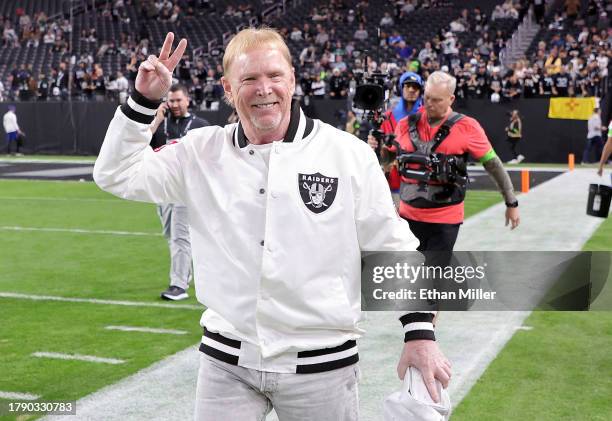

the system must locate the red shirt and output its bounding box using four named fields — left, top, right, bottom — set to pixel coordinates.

left=394, top=110, right=493, bottom=224
left=381, top=110, right=401, bottom=191
left=381, top=109, right=398, bottom=135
